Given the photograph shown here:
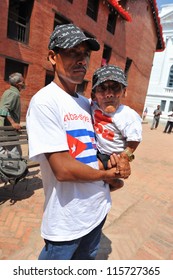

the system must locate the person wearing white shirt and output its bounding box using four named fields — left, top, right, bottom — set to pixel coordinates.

left=163, top=109, right=173, bottom=134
